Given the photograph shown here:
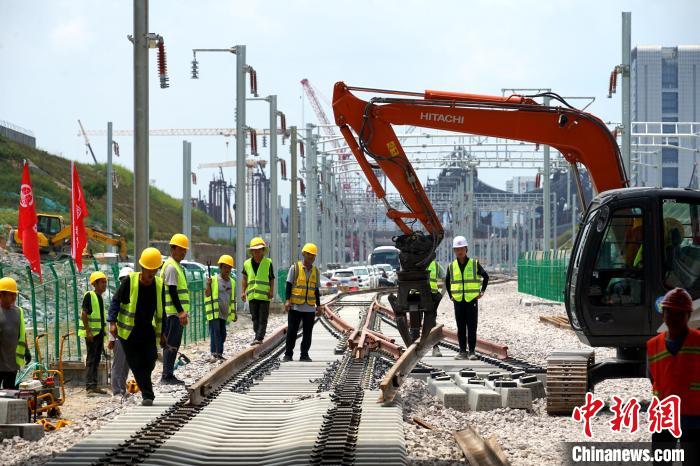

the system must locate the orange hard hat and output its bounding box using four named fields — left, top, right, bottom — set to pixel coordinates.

left=660, top=288, right=693, bottom=313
